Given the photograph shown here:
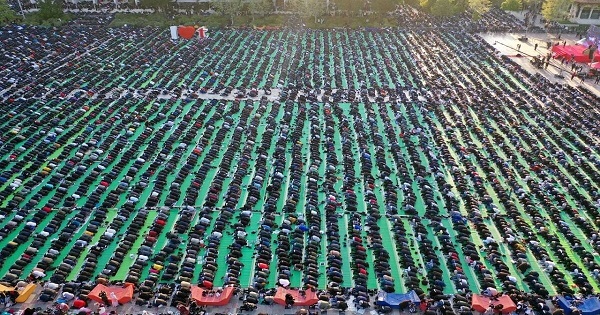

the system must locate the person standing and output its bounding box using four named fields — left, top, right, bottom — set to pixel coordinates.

left=534, top=43, right=538, bottom=50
